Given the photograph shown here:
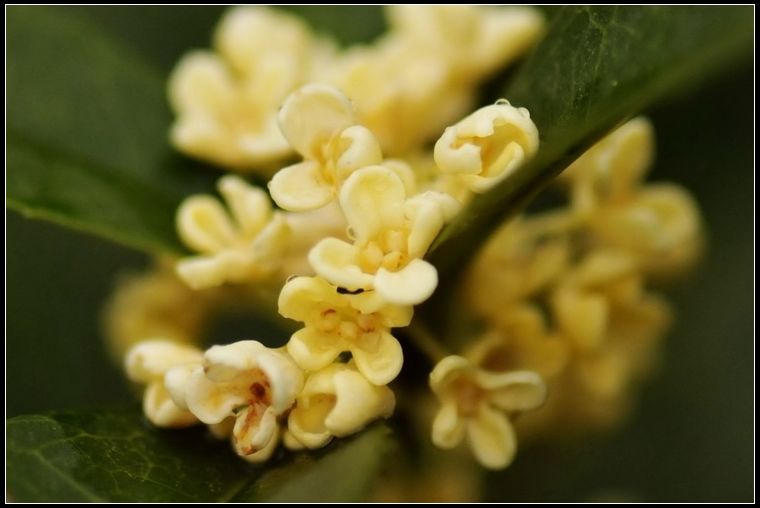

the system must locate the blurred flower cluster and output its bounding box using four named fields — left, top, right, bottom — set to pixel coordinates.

left=102, top=5, right=702, bottom=485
